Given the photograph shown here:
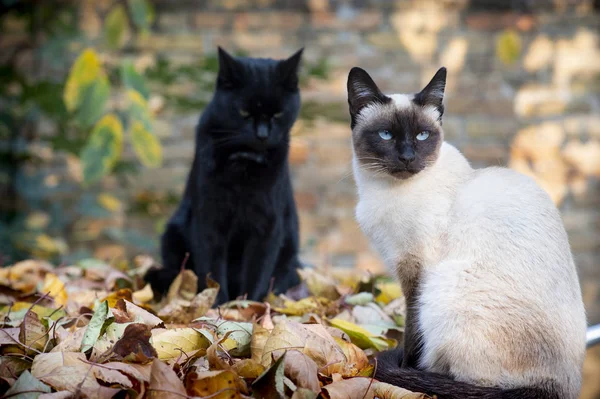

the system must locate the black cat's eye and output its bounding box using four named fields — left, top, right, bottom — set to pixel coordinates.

left=239, top=109, right=250, bottom=118
left=273, top=112, right=284, bottom=119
